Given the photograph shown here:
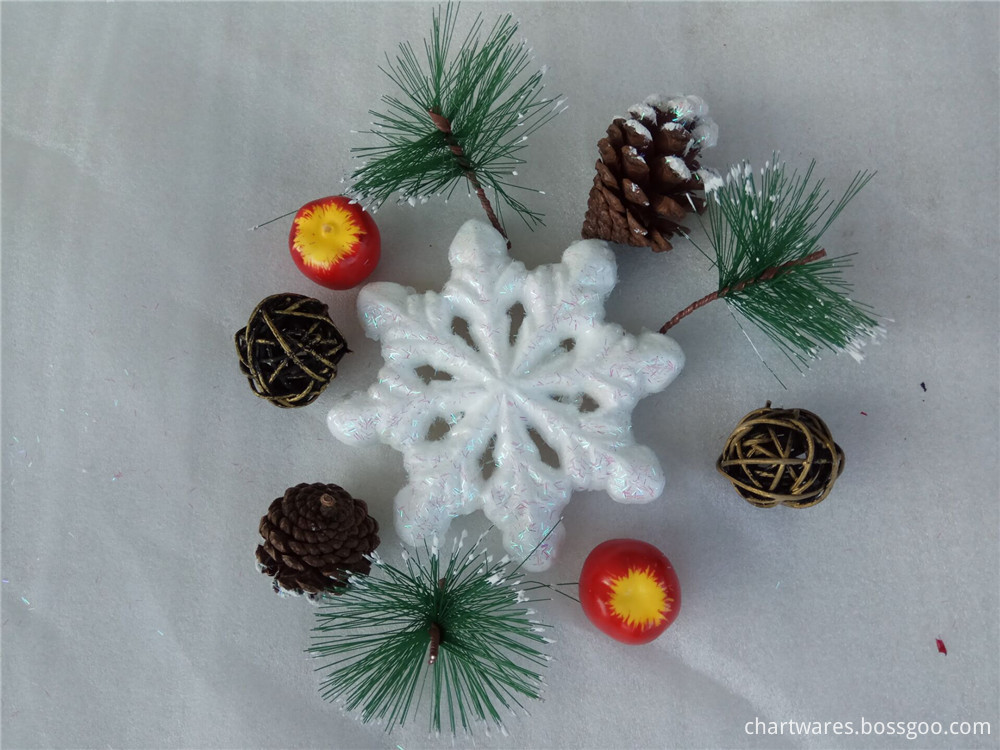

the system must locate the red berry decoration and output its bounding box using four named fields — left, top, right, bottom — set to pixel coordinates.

left=289, top=196, right=381, bottom=290
left=579, top=539, right=681, bottom=645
